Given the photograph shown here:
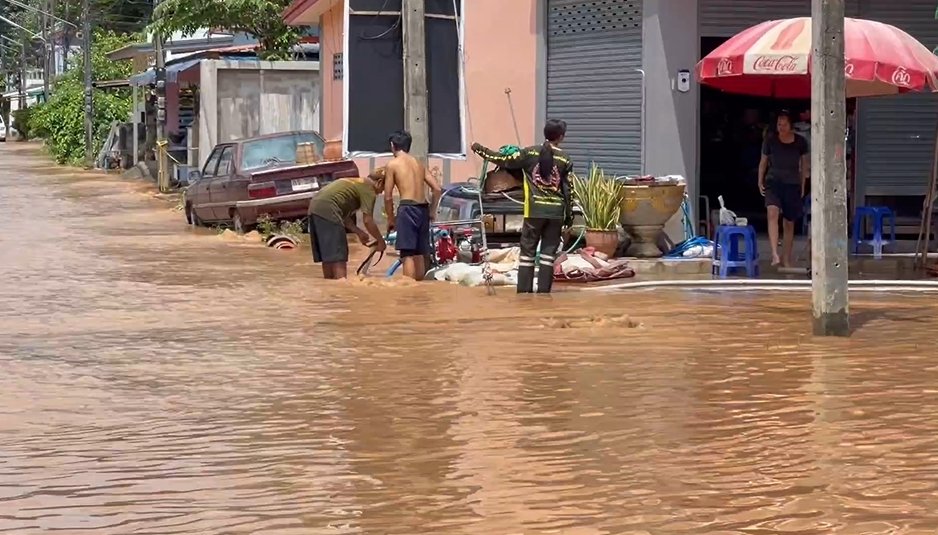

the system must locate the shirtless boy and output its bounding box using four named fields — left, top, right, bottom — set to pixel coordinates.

left=384, top=130, right=443, bottom=281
